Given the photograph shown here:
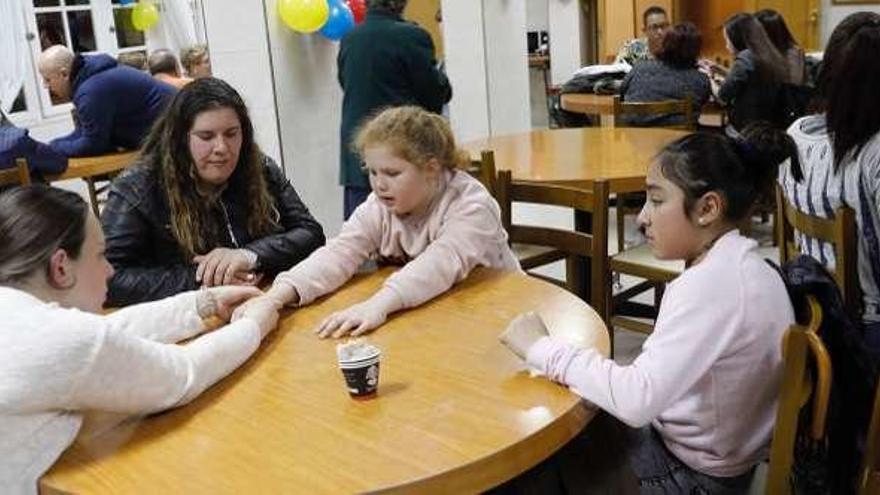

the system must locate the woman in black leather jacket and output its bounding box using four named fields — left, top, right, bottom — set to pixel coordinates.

left=102, top=78, right=324, bottom=306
